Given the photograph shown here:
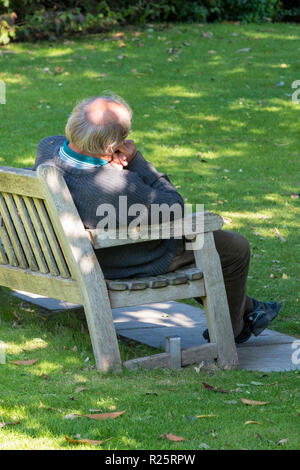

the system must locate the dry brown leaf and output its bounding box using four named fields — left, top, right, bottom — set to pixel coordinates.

left=202, top=382, right=232, bottom=394
left=111, top=32, right=124, bottom=39
left=222, top=216, right=232, bottom=225
left=65, top=436, right=109, bottom=446
left=0, top=421, right=21, bottom=428
left=161, top=433, right=185, bottom=442
left=241, top=398, right=270, bottom=406
left=10, top=359, right=39, bottom=365
left=83, top=410, right=126, bottom=420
